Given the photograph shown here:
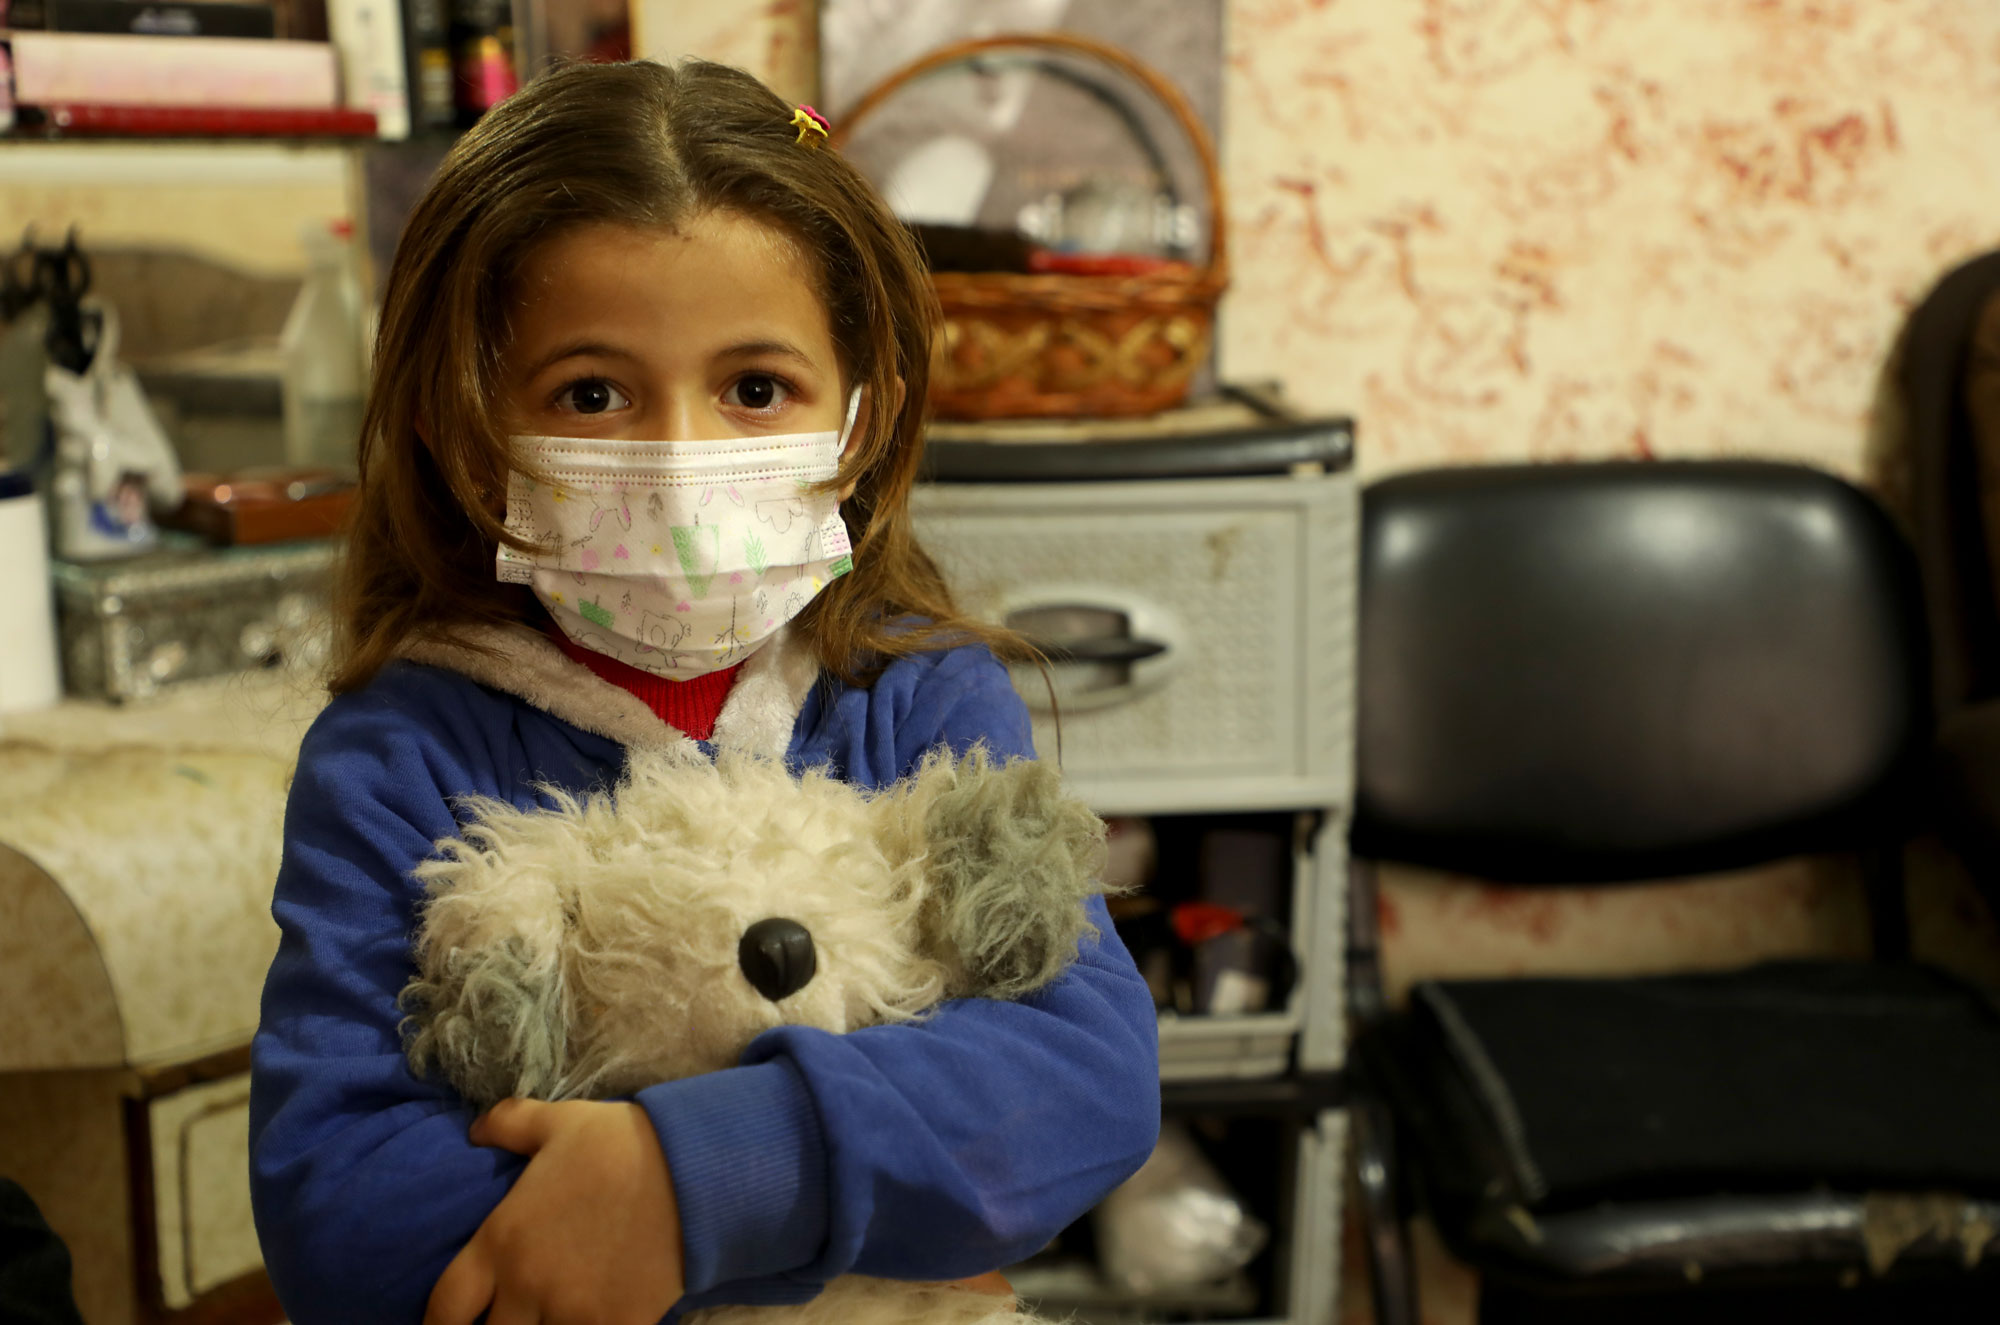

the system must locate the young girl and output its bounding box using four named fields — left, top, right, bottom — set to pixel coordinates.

left=248, top=58, right=1160, bottom=1325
